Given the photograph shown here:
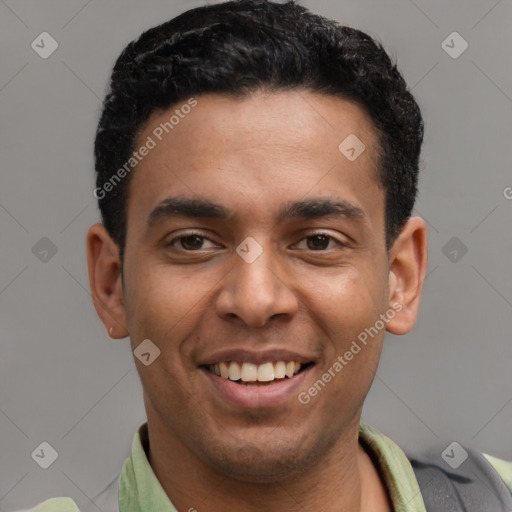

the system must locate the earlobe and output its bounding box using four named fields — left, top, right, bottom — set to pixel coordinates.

left=385, top=217, right=428, bottom=335
left=86, top=223, right=128, bottom=339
